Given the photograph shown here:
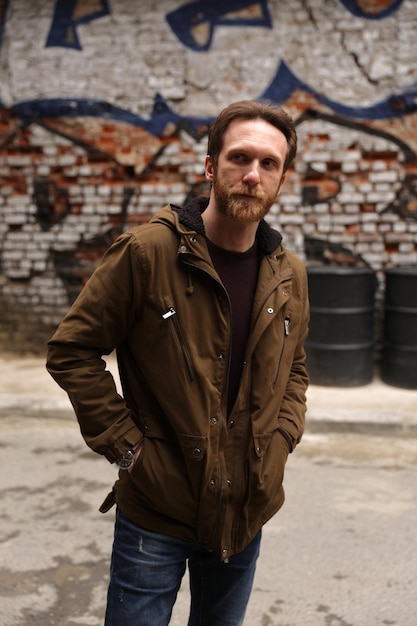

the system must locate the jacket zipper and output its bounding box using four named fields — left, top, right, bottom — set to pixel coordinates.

left=181, top=259, right=231, bottom=555
left=162, top=306, right=196, bottom=382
